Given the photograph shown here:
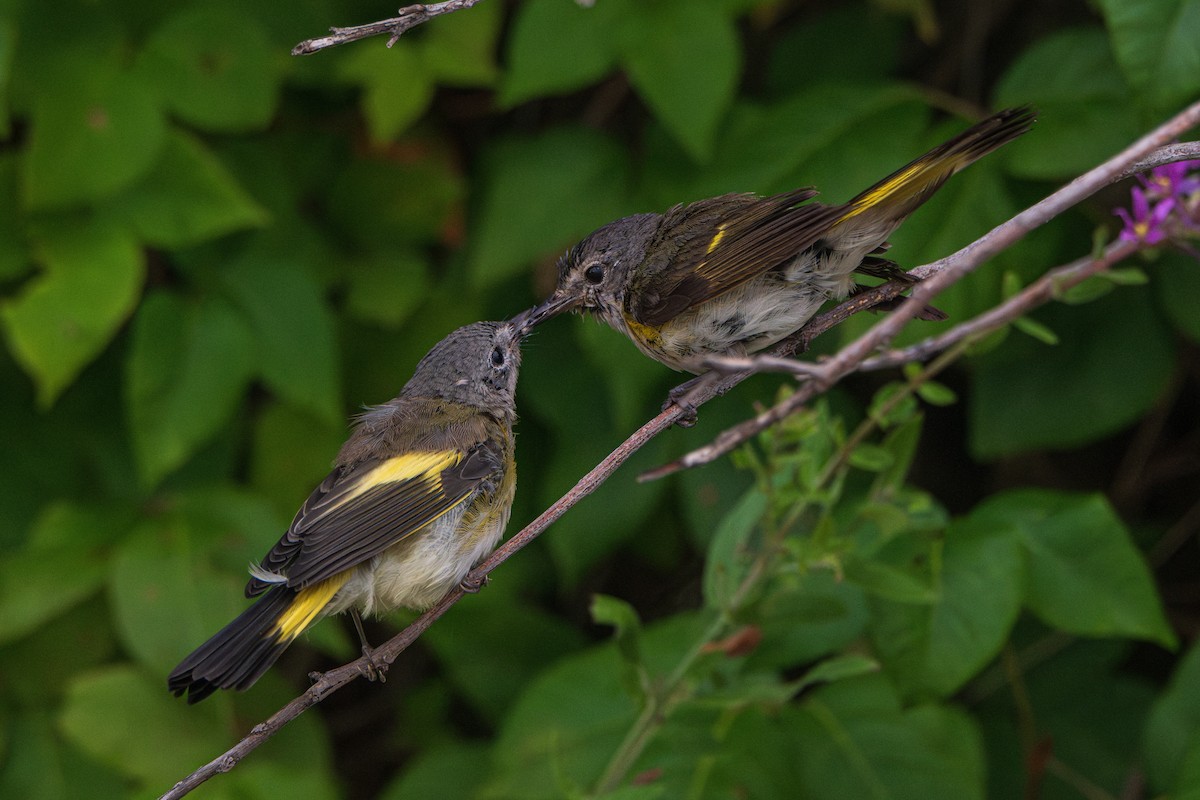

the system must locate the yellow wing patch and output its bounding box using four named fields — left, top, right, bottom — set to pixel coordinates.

left=347, top=451, right=462, bottom=502
left=273, top=573, right=350, bottom=641
left=705, top=224, right=727, bottom=255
